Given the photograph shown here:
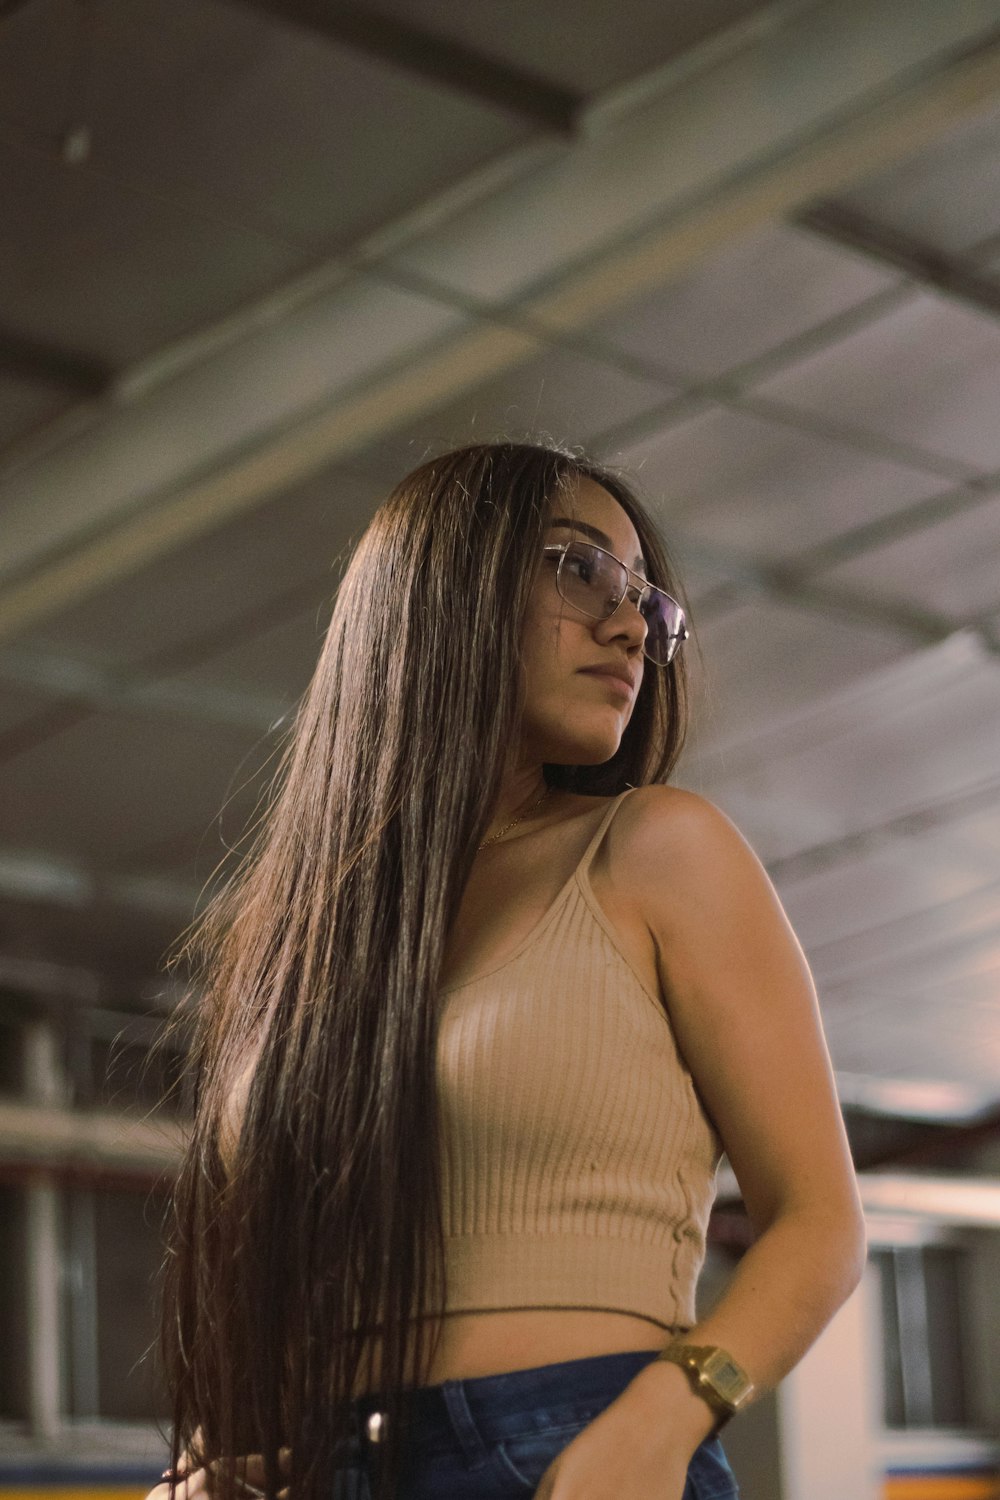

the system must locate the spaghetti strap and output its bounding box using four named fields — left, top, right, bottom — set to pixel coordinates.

left=574, top=787, right=640, bottom=880
left=441, top=788, right=643, bottom=996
